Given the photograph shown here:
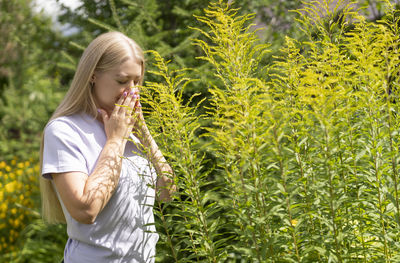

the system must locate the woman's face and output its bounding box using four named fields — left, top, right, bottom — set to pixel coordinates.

left=93, top=58, right=142, bottom=115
